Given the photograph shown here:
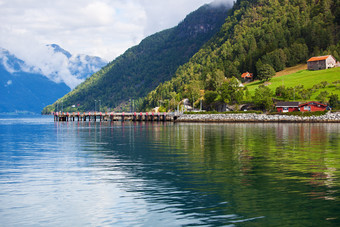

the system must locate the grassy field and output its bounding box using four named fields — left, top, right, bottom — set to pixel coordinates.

left=245, top=66, right=340, bottom=101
